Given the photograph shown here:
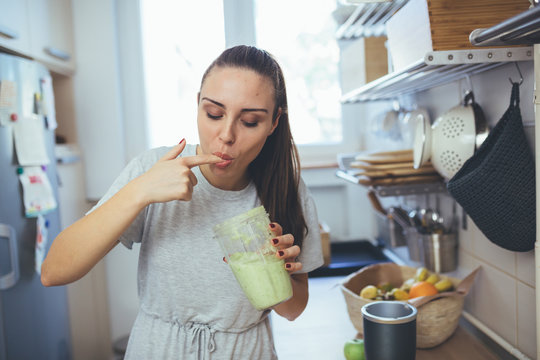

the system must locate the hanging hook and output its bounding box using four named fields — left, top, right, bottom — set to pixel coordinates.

left=508, top=61, right=523, bottom=85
